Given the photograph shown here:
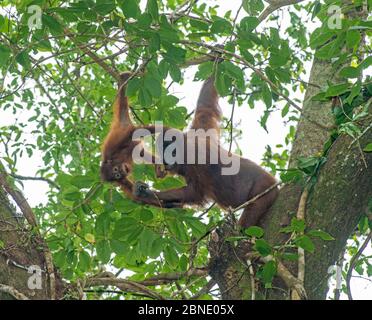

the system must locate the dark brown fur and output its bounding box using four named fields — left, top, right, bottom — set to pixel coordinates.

left=101, top=74, right=279, bottom=228
left=100, top=72, right=167, bottom=206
